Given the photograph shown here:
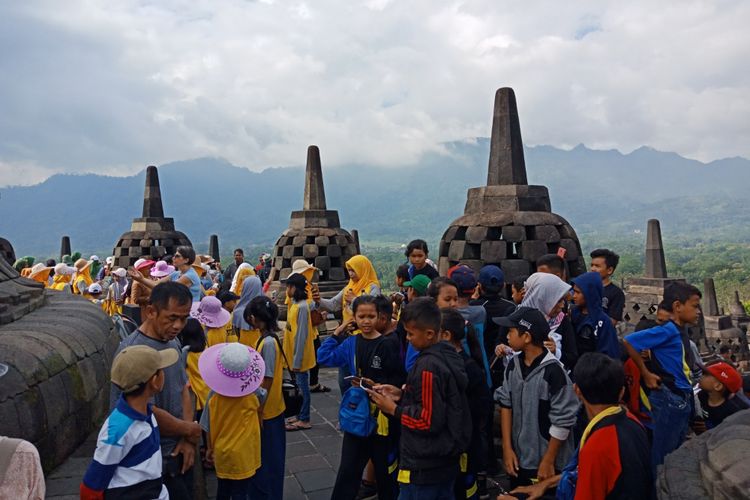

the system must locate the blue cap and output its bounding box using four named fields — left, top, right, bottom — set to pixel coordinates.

left=478, top=265, right=504, bottom=286
left=448, top=265, right=477, bottom=294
